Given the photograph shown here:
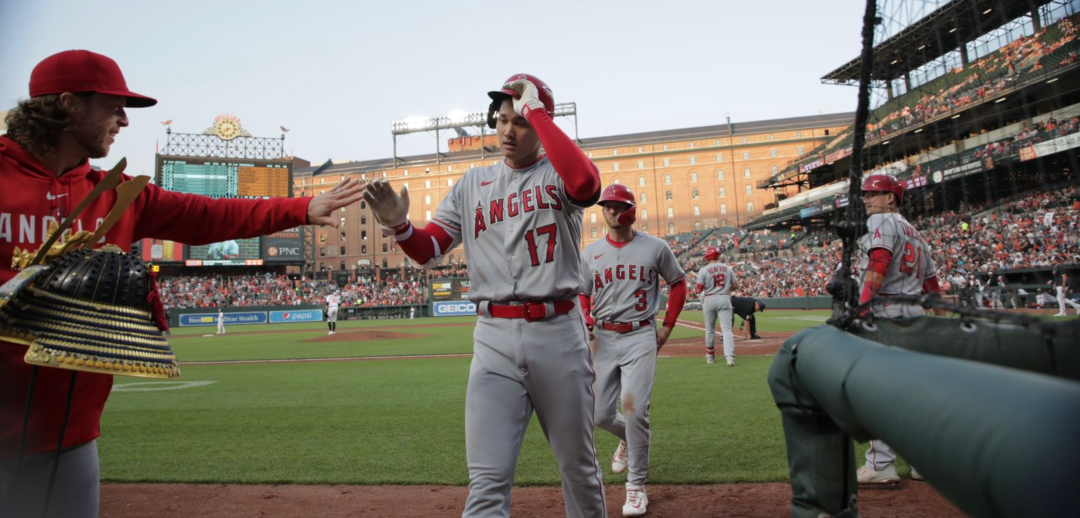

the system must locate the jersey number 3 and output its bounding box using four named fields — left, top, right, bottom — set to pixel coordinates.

left=524, top=224, right=558, bottom=266
left=634, top=289, right=647, bottom=311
